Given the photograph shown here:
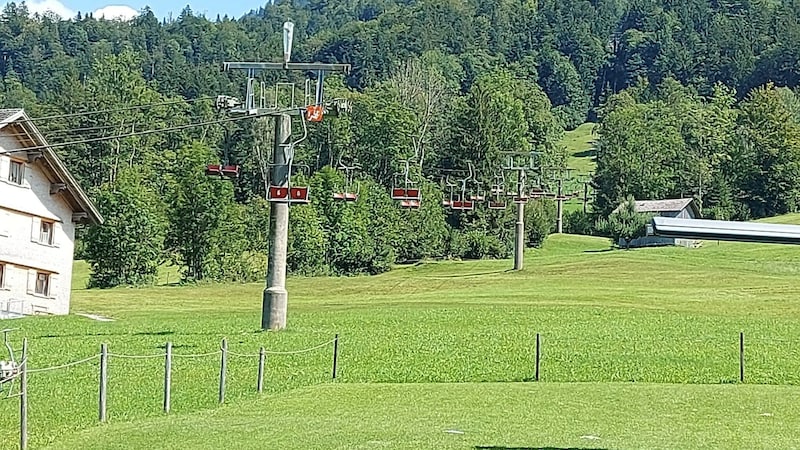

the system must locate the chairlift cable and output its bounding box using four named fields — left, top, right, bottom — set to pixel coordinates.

left=0, top=108, right=294, bottom=156
left=6, top=96, right=216, bottom=125
left=0, top=118, right=210, bottom=140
